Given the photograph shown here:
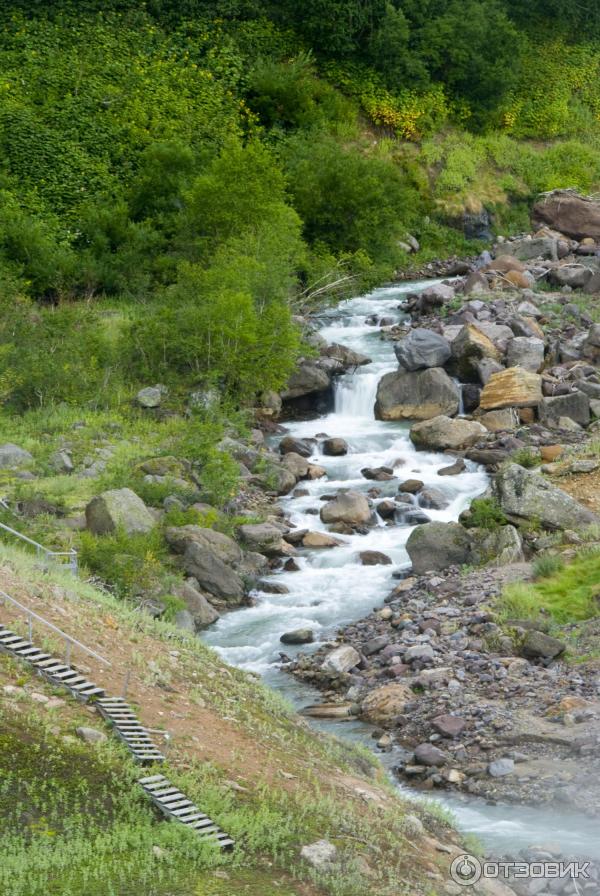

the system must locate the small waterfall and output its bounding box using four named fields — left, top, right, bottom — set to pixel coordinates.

left=334, top=372, right=380, bottom=417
